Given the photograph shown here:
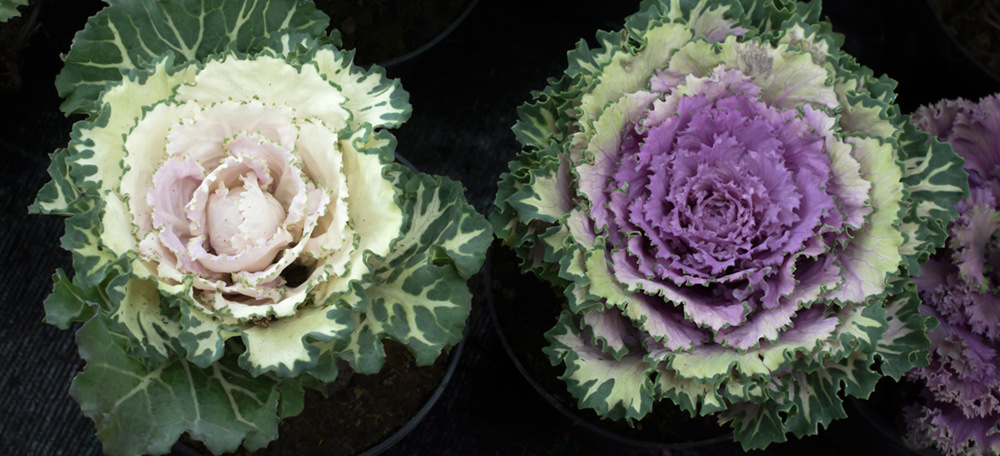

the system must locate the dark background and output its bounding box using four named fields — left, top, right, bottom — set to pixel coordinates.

left=1, top=0, right=997, bottom=455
